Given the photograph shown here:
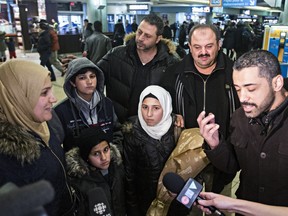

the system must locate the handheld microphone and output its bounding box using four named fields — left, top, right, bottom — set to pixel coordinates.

left=0, top=180, right=55, bottom=216
left=87, top=187, right=112, bottom=216
left=163, top=172, right=225, bottom=216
